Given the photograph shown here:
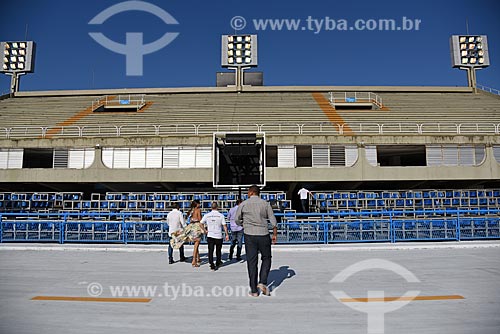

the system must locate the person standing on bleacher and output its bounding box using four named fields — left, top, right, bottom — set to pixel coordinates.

left=297, top=187, right=312, bottom=213
left=167, top=203, right=187, bottom=264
